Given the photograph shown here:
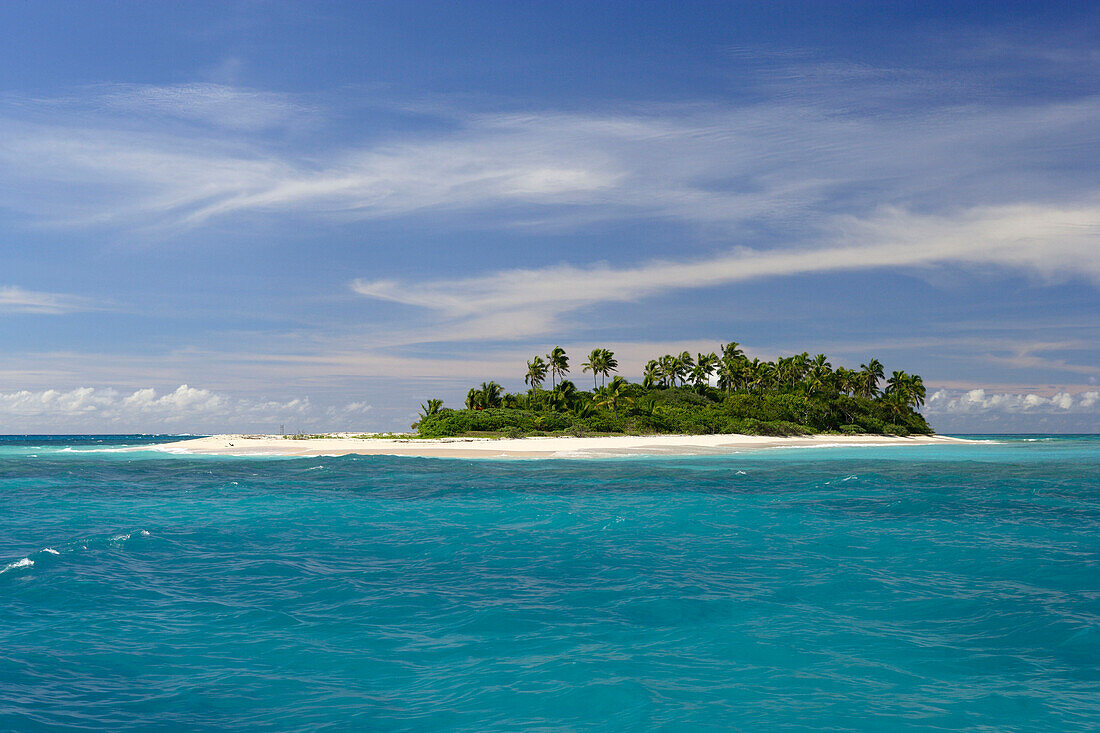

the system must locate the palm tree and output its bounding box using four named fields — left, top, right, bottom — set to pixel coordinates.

left=678, top=351, right=695, bottom=382
left=833, top=367, right=855, bottom=396
left=695, top=352, right=718, bottom=384
left=885, top=370, right=908, bottom=400
left=546, top=390, right=569, bottom=411
left=716, top=357, right=739, bottom=394
left=658, top=354, right=677, bottom=387
left=525, top=356, right=548, bottom=391
left=790, top=352, right=810, bottom=386
left=598, top=348, right=618, bottom=387
left=859, top=359, right=885, bottom=398
left=884, top=369, right=927, bottom=413
left=882, top=387, right=909, bottom=418
left=804, top=354, right=832, bottom=395
left=479, top=381, right=503, bottom=408
left=720, top=342, right=744, bottom=362
left=419, top=398, right=444, bottom=418
left=810, top=353, right=831, bottom=373
left=642, top=360, right=660, bottom=389
left=594, top=376, right=632, bottom=417
left=774, top=356, right=793, bottom=388
left=554, top=379, right=577, bottom=405
left=906, top=374, right=926, bottom=409
left=689, top=363, right=709, bottom=387
left=582, top=348, right=604, bottom=390
left=547, top=346, right=569, bottom=389
left=747, top=359, right=772, bottom=393
left=465, top=388, right=482, bottom=410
